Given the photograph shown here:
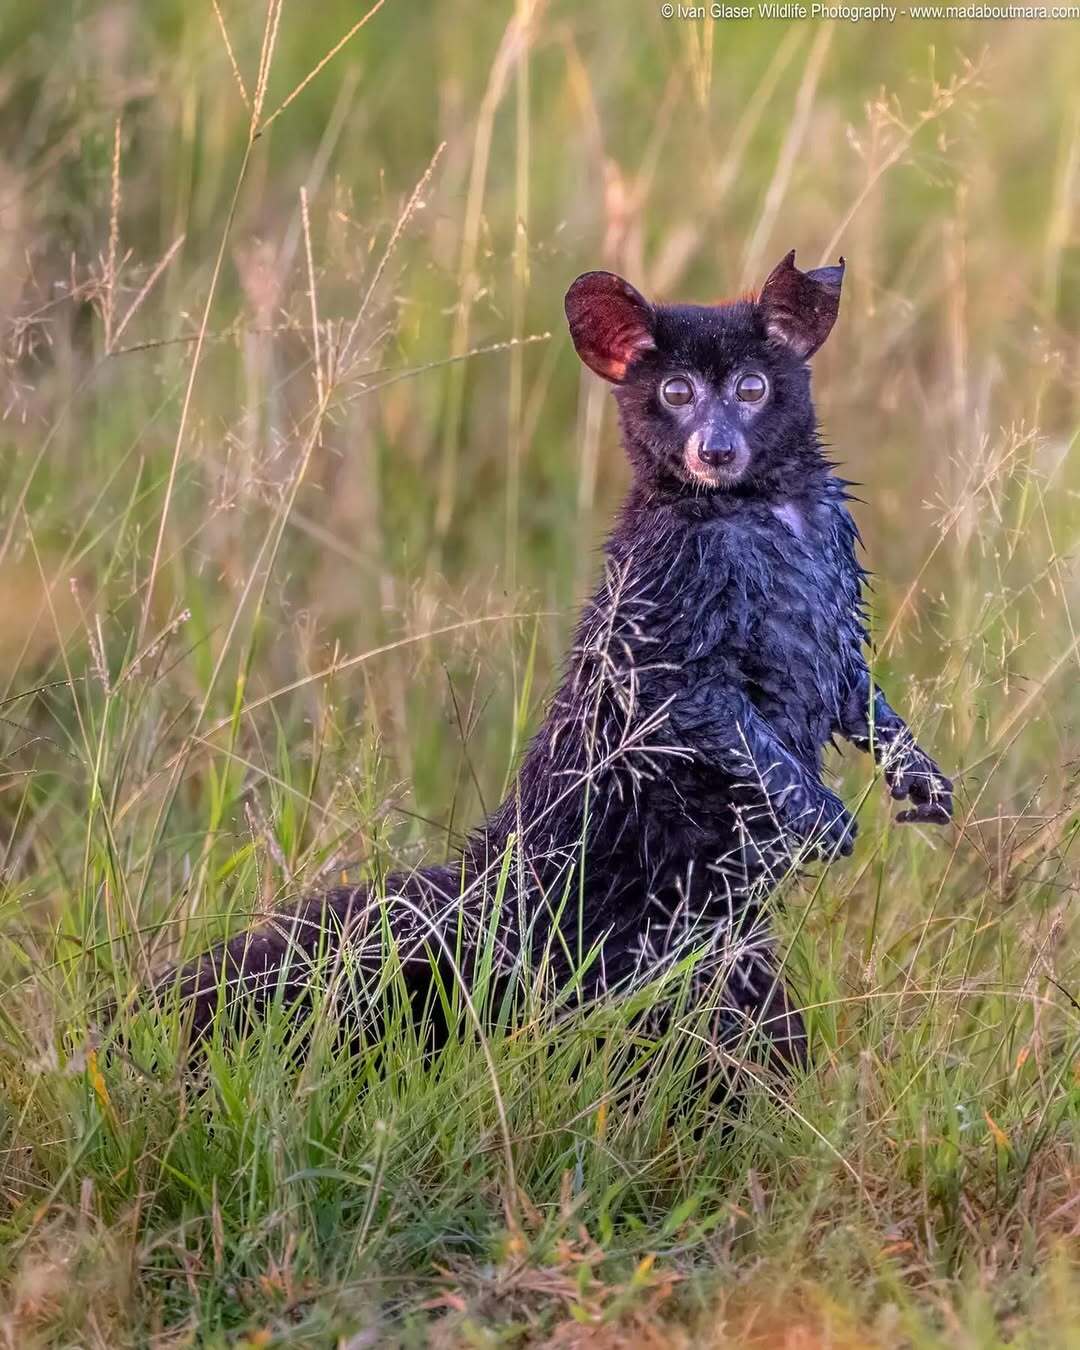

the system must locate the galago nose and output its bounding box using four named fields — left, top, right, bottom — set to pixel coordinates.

left=699, top=443, right=737, bottom=469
